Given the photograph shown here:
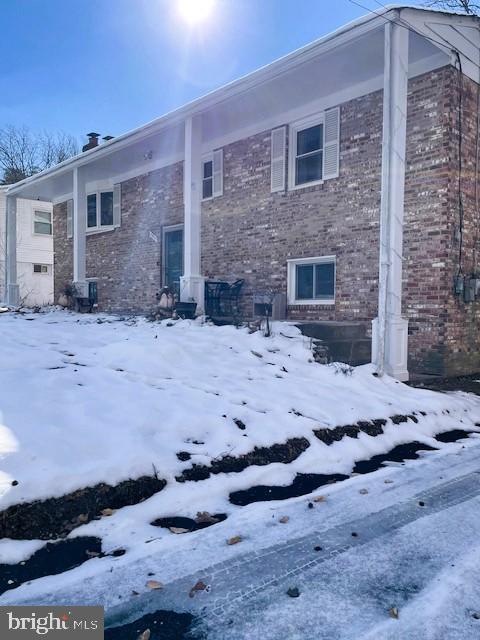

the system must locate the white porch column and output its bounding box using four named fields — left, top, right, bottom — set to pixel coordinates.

left=180, top=115, right=205, bottom=312
left=372, top=21, right=409, bottom=381
left=5, top=195, right=19, bottom=306
left=73, top=167, right=88, bottom=297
